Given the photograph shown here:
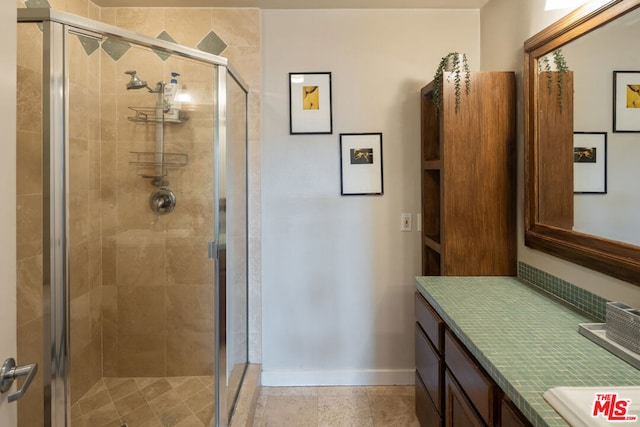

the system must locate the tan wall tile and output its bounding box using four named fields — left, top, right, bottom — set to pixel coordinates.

left=164, top=9, right=213, bottom=48
left=116, top=242, right=166, bottom=288
left=117, top=286, right=165, bottom=335
left=71, top=342, right=95, bottom=404
left=16, top=65, right=42, bottom=135
left=166, top=330, right=214, bottom=376
left=17, top=24, right=43, bottom=73
left=71, top=292, right=92, bottom=353
left=16, top=194, right=42, bottom=261
left=211, top=9, right=260, bottom=49
left=70, top=240, right=90, bottom=299
left=166, top=239, right=214, bottom=285
left=17, top=255, right=43, bottom=327
left=116, top=8, right=164, bottom=37
left=16, top=130, right=42, bottom=197
left=166, top=285, right=214, bottom=334
left=117, top=334, right=165, bottom=377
